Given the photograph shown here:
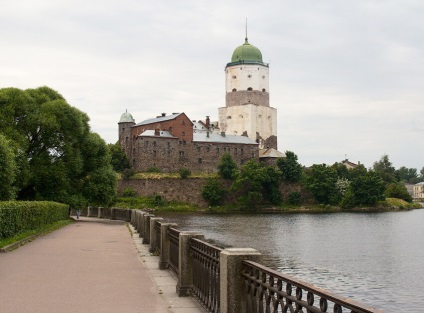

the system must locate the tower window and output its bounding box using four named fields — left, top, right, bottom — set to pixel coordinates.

left=232, top=88, right=237, bottom=92
left=232, top=75, right=236, bottom=79
left=262, top=76, right=265, bottom=79
left=198, top=158, right=202, bottom=164
left=227, top=116, right=232, bottom=119
left=262, top=88, right=266, bottom=92
left=247, top=87, right=253, bottom=91
left=248, top=74, right=251, bottom=78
